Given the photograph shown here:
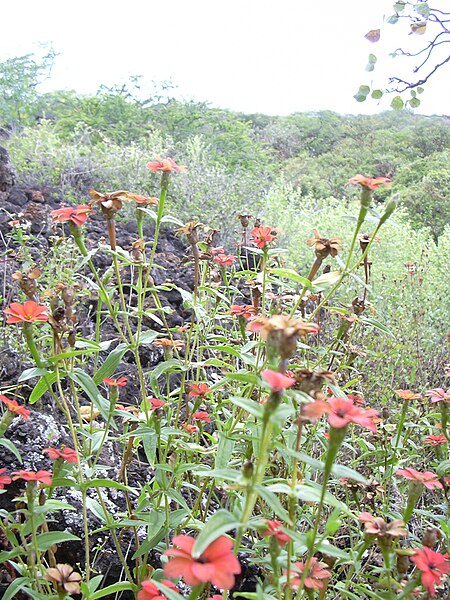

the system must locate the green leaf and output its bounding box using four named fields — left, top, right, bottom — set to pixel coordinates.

left=35, top=531, right=80, bottom=551
left=131, top=511, right=165, bottom=559
left=269, top=268, right=311, bottom=288
left=215, top=433, right=236, bottom=470
left=365, top=63, right=375, bottom=72
left=192, top=509, right=240, bottom=557
left=29, top=372, right=58, bottom=404
left=409, top=97, right=421, bottom=108
left=83, top=479, right=136, bottom=493
left=255, top=484, right=291, bottom=523
left=390, top=96, right=404, bottom=110
left=312, top=270, right=341, bottom=292
left=356, top=85, right=370, bottom=97
left=0, top=438, right=22, bottom=463
left=368, top=54, right=377, bottom=64
left=69, top=368, right=111, bottom=422
left=354, top=93, right=367, bottom=103
left=416, top=86, right=424, bottom=94
left=192, top=467, right=242, bottom=482
left=93, top=343, right=128, bottom=384
left=18, top=367, right=50, bottom=382
left=139, top=330, right=161, bottom=345
left=229, top=396, right=264, bottom=419
left=371, top=89, right=383, bottom=99
left=415, top=2, right=429, bottom=17
left=1, top=577, right=33, bottom=600
left=387, top=14, right=399, bottom=24
left=359, top=316, right=394, bottom=336
left=394, top=1, right=405, bottom=12
left=89, top=583, right=136, bottom=600
left=294, top=483, right=351, bottom=514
